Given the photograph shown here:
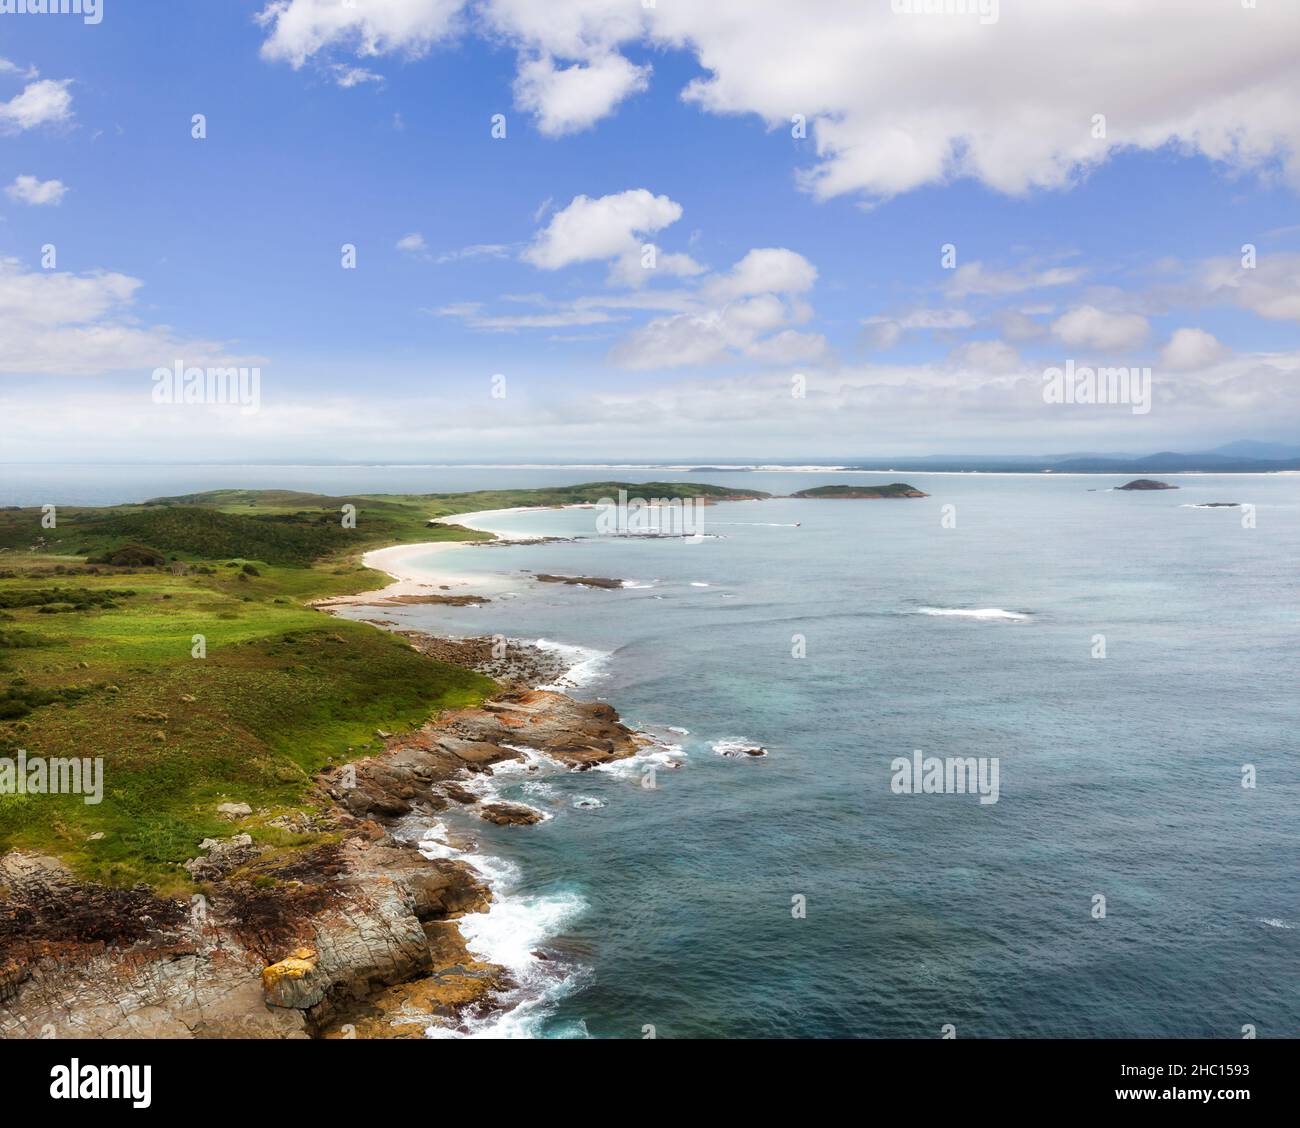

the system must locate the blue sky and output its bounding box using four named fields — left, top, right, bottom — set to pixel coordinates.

left=2, top=0, right=1299, bottom=462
